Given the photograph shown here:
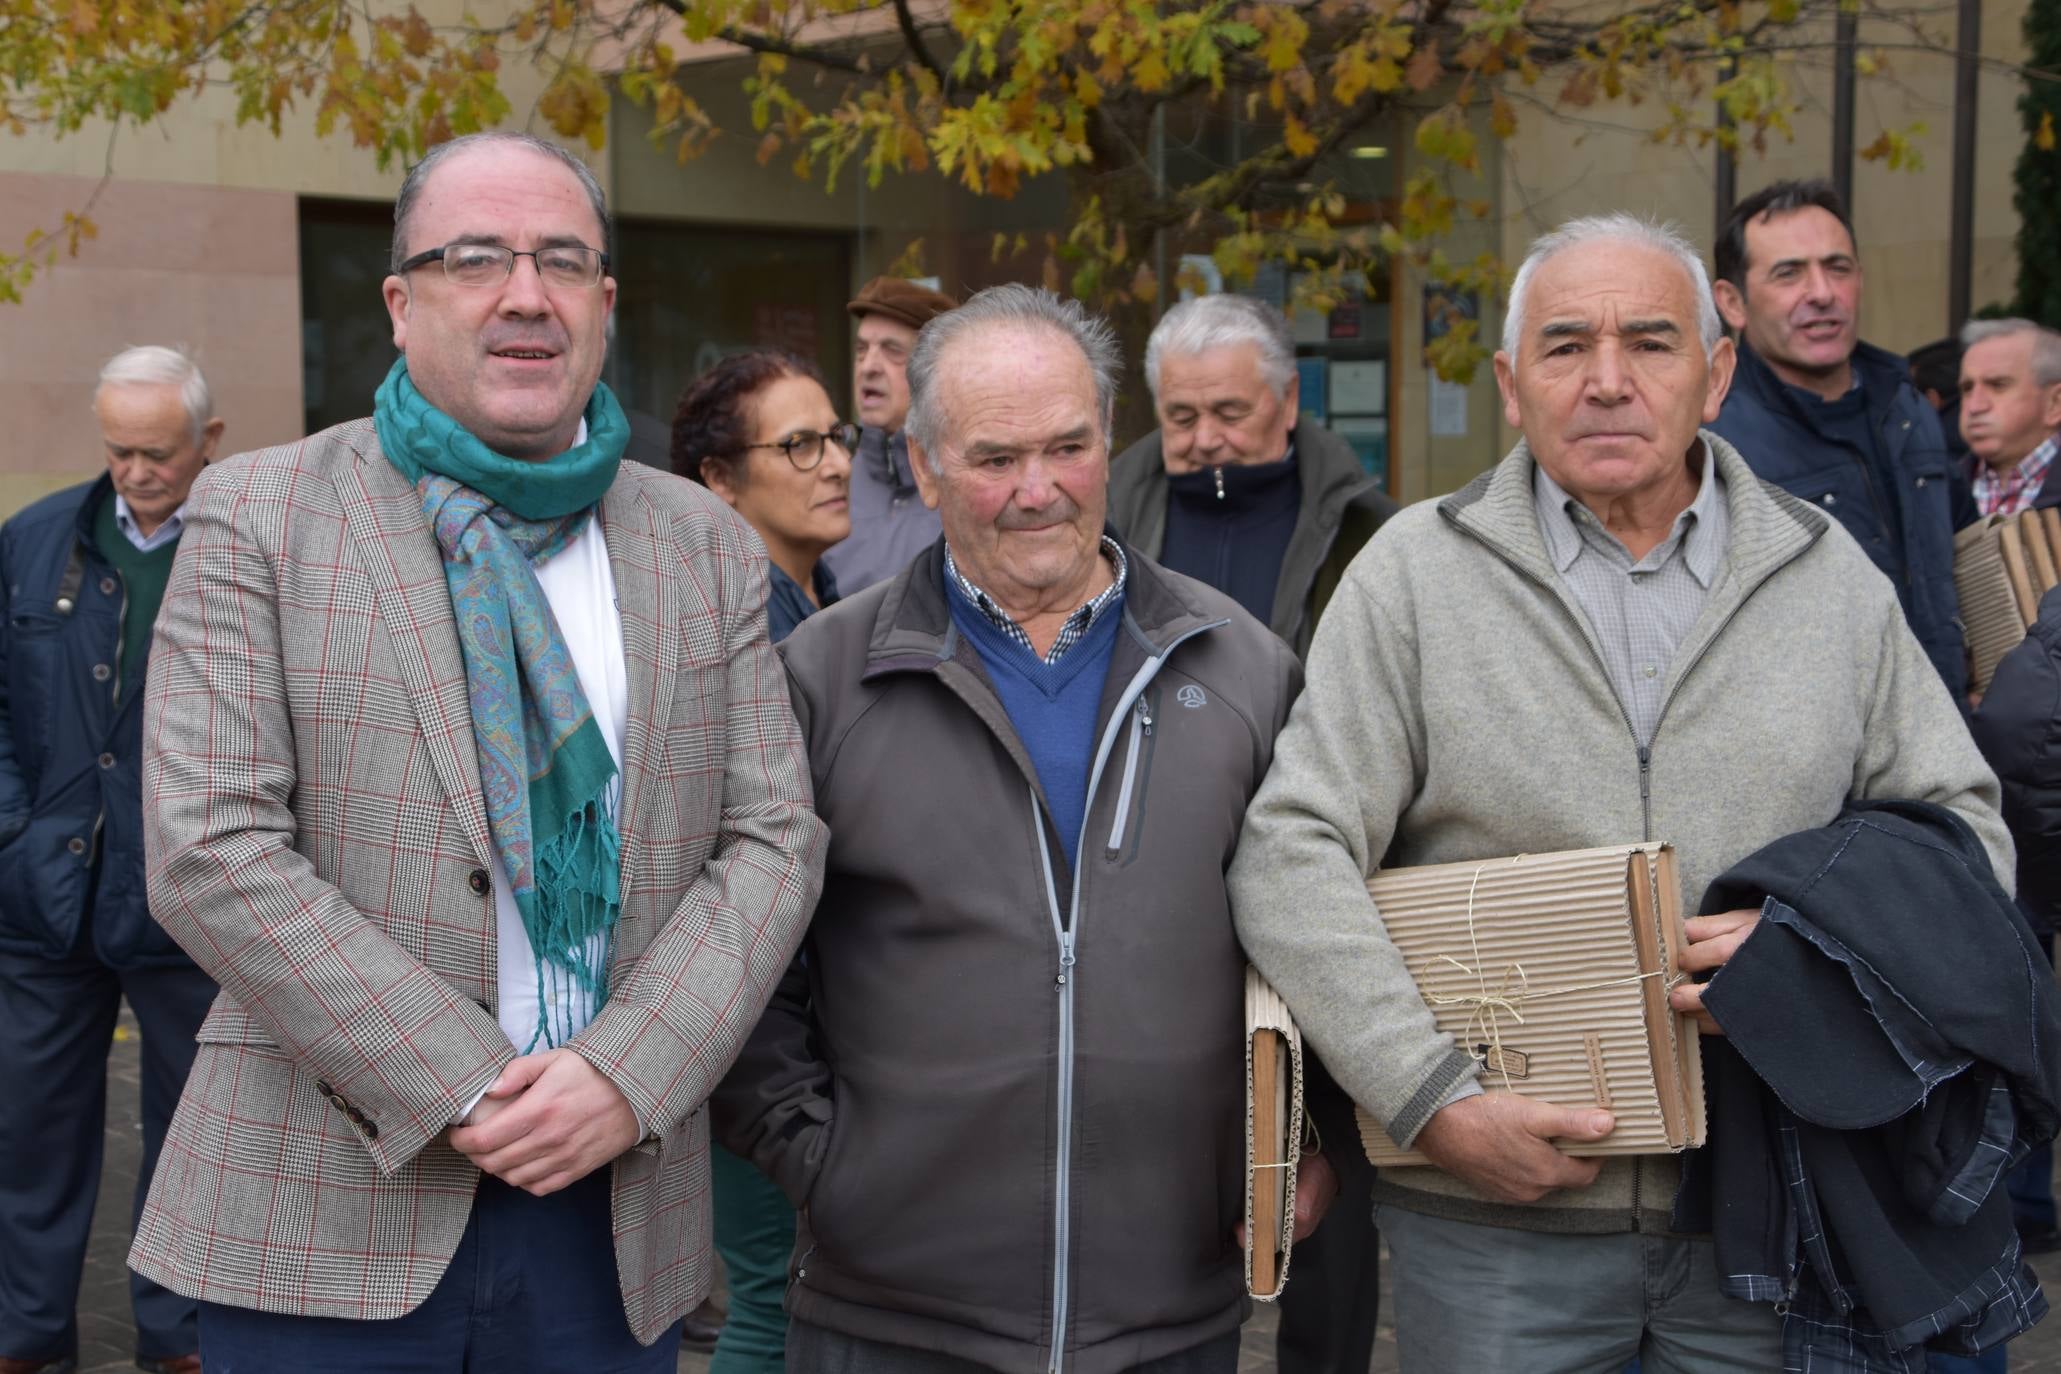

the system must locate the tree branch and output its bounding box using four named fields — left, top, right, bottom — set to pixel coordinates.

left=889, top=0, right=948, bottom=83
left=647, top=0, right=870, bottom=74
